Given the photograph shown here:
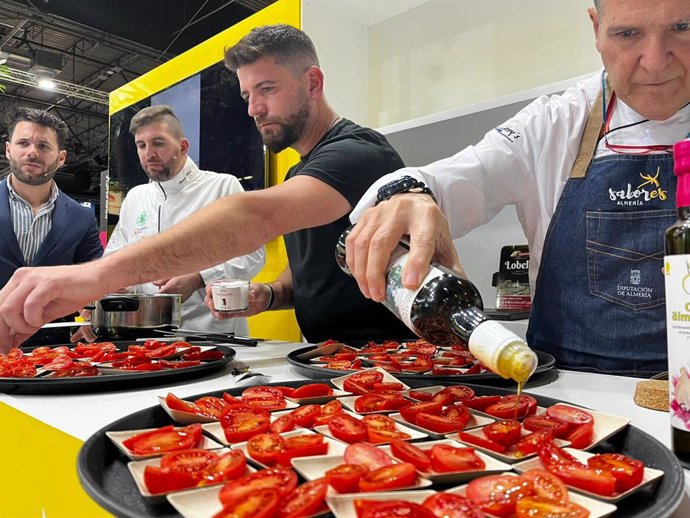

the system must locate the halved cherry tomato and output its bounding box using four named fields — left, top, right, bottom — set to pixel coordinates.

left=143, top=465, right=198, bottom=494
left=343, top=371, right=384, bottom=393
left=515, top=496, right=589, bottom=518
left=408, top=390, right=434, bottom=402
left=484, top=398, right=529, bottom=420
left=328, top=413, right=367, bottom=443
left=122, top=424, right=202, bottom=455
left=160, top=449, right=217, bottom=473
left=537, top=440, right=582, bottom=471
left=361, top=501, right=437, bottom=518
left=243, top=397, right=287, bottom=411
left=457, top=431, right=506, bottom=453
left=372, top=382, right=404, bottom=391
left=200, top=450, right=247, bottom=485
left=241, top=386, right=285, bottom=400
left=362, top=414, right=397, bottom=431
left=272, top=386, right=296, bottom=397
left=416, top=412, right=464, bottom=433
left=280, top=478, right=329, bottom=518
left=247, top=433, right=285, bottom=466
left=515, top=430, right=553, bottom=456
left=193, top=396, right=227, bottom=419
left=521, top=468, right=569, bottom=503
left=366, top=427, right=412, bottom=444
left=278, top=434, right=328, bottom=466
left=399, top=401, right=443, bottom=423
left=390, top=439, right=431, bottom=471
left=354, top=394, right=387, bottom=413
left=466, top=474, right=534, bottom=517
left=483, top=419, right=522, bottom=447
left=439, top=385, right=475, bottom=402
left=422, top=493, right=484, bottom=518
left=326, top=360, right=355, bottom=371
left=359, top=462, right=417, bottom=492
left=214, top=487, right=280, bottom=518
left=430, top=445, right=485, bottom=473
left=313, top=399, right=344, bottom=426
left=343, top=442, right=394, bottom=471
left=290, top=404, right=322, bottom=428
left=218, top=468, right=298, bottom=506
left=566, top=421, right=595, bottom=449
left=587, top=453, right=644, bottom=493
left=444, top=404, right=471, bottom=427
left=546, top=404, right=594, bottom=431
left=222, top=412, right=271, bottom=443
left=326, top=463, right=369, bottom=493
left=270, top=414, right=296, bottom=434
left=523, top=415, right=569, bottom=438
left=290, top=383, right=333, bottom=399
left=551, top=462, right=616, bottom=496
left=463, top=395, right=501, bottom=411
